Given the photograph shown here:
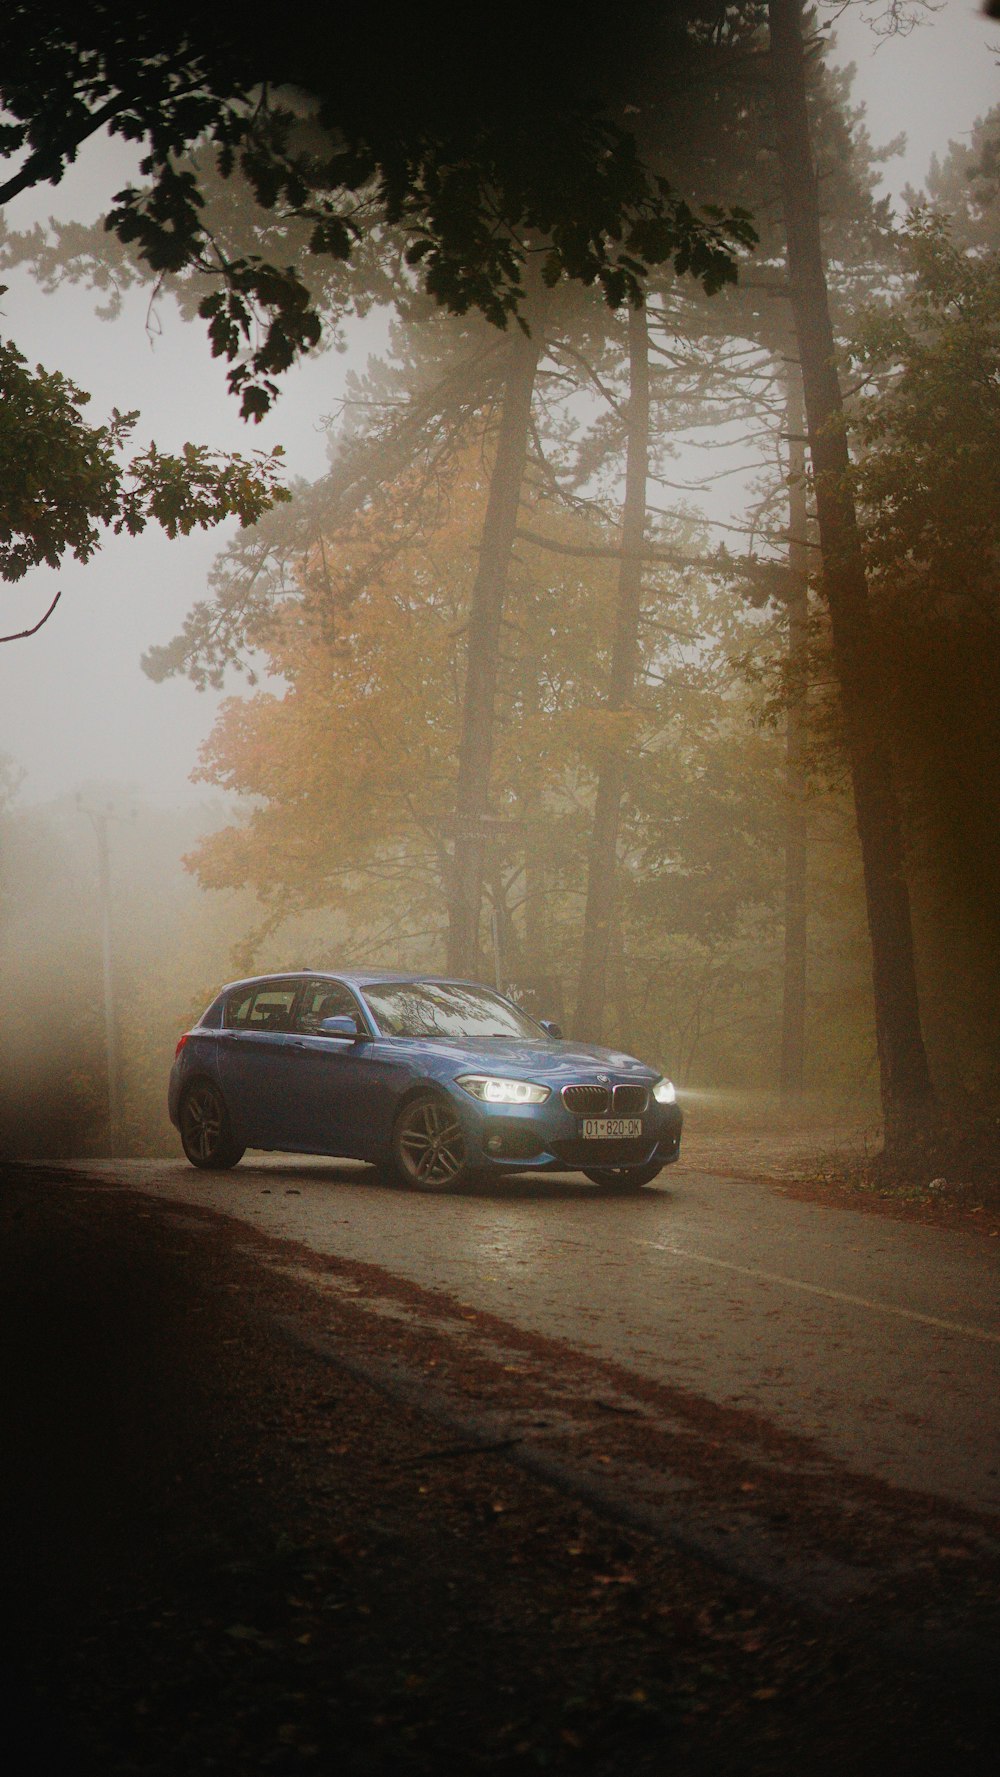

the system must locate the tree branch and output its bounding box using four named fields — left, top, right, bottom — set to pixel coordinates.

left=0, top=93, right=135, bottom=207
left=0, top=64, right=206, bottom=211
left=0, top=588, right=62, bottom=643
left=513, top=524, right=707, bottom=571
